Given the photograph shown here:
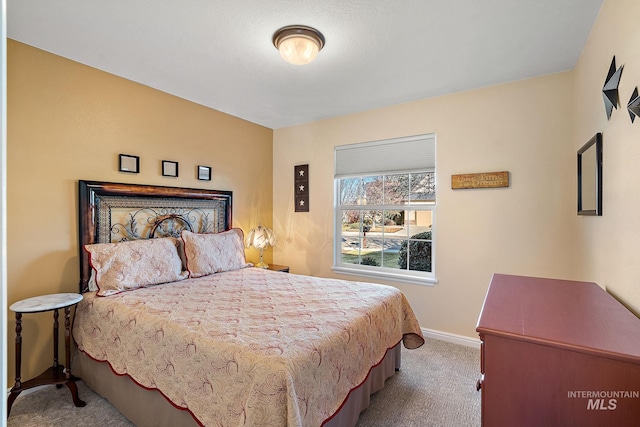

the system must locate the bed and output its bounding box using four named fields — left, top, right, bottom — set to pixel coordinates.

left=72, top=180, right=425, bottom=426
